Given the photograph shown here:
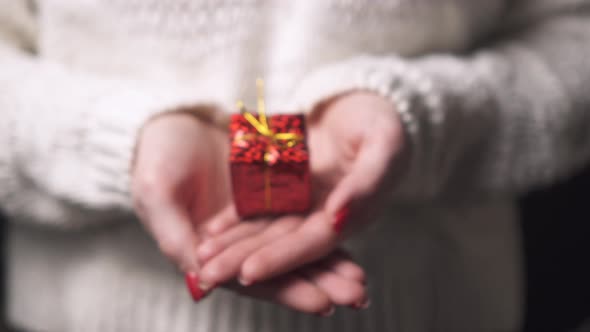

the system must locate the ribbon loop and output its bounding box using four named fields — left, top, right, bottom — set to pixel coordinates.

left=236, top=80, right=303, bottom=166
